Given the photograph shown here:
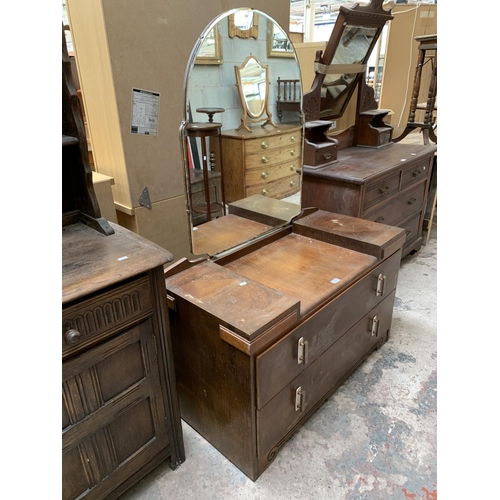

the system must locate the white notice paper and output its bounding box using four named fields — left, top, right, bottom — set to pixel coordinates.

left=131, top=88, right=160, bottom=136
